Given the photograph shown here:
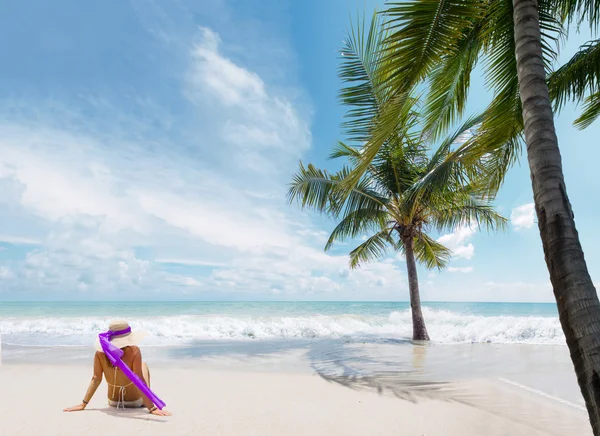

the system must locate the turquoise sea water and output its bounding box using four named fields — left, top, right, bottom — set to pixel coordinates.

left=0, top=300, right=559, bottom=317
left=0, top=301, right=562, bottom=346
